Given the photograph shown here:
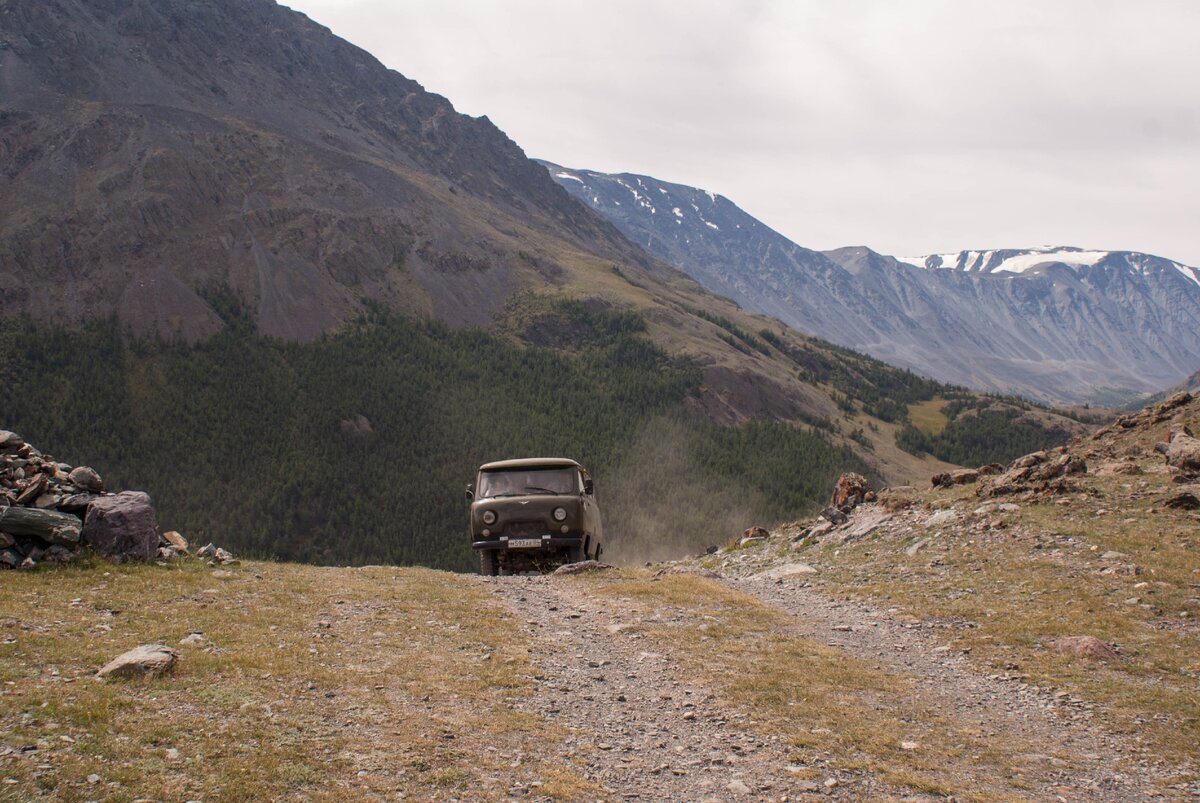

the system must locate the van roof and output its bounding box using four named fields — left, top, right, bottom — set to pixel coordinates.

left=478, top=457, right=582, bottom=471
